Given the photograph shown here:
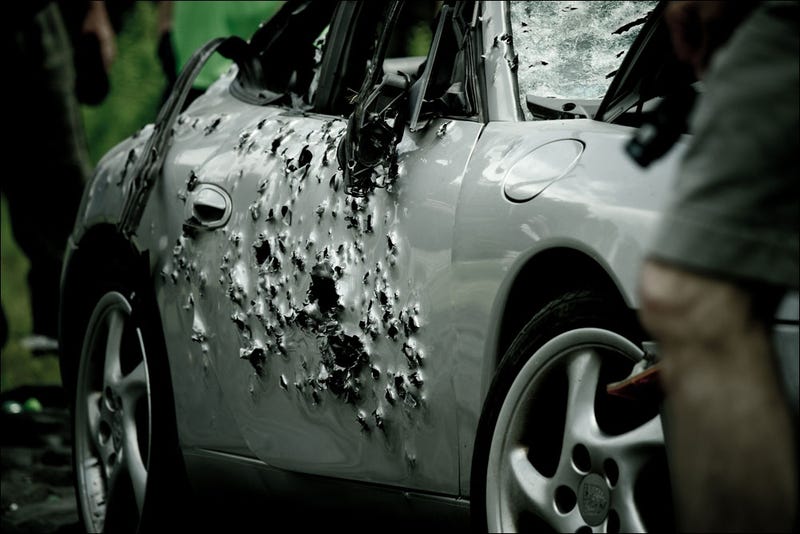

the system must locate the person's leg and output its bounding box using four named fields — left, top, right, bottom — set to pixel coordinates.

left=639, top=260, right=796, bottom=532
left=9, top=4, right=89, bottom=344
